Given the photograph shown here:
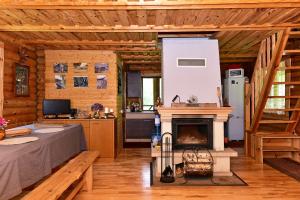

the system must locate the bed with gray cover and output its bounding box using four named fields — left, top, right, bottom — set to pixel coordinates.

left=0, top=124, right=87, bottom=200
